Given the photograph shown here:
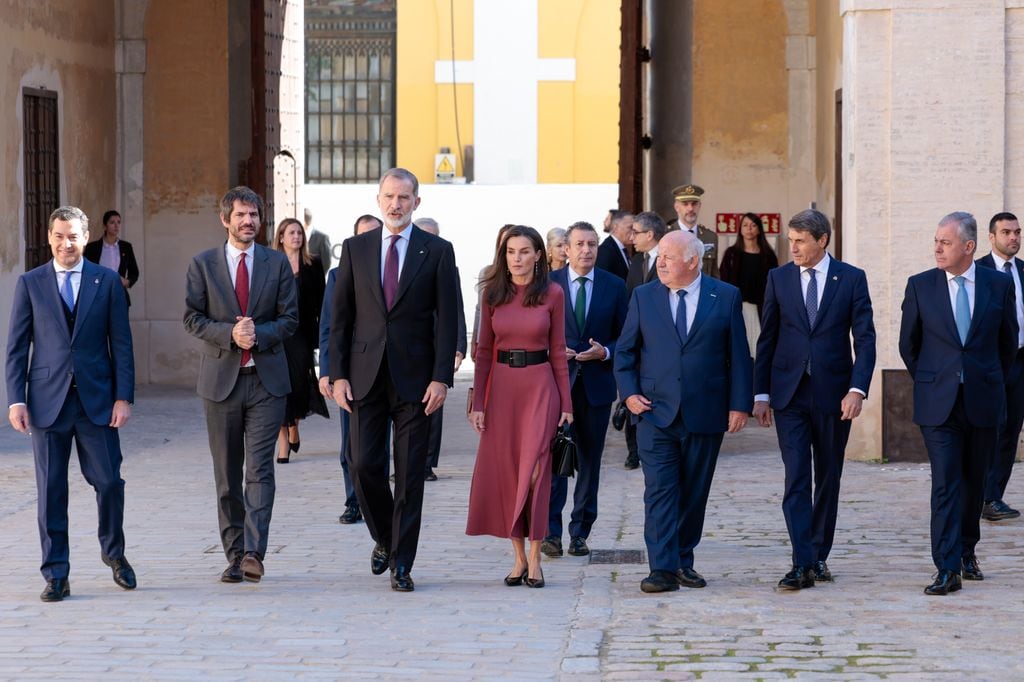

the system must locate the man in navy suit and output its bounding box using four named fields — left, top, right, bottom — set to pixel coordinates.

left=615, top=230, right=752, bottom=593
left=595, top=210, right=633, bottom=281
left=6, top=206, right=136, bottom=602
left=753, top=209, right=876, bottom=591
left=900, top=211, right=1018, bottom=595
left=541, top=221, right=628, bottom=559
left=976, top=212, right=1024, bottom=522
